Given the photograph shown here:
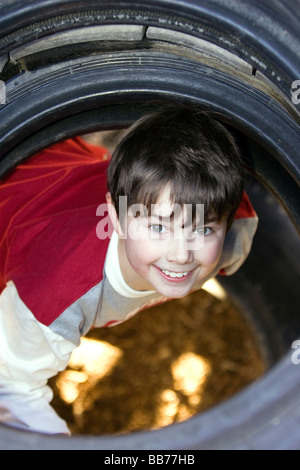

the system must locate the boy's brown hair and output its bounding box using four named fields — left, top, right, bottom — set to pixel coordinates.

left=107, top=103, right=244, bottom=229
